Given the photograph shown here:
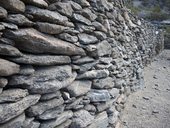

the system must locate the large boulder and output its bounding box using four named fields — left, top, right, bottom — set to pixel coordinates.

left=0, top=58, right=20, bottom=76
left=4, top=28, right=85, bottom=56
